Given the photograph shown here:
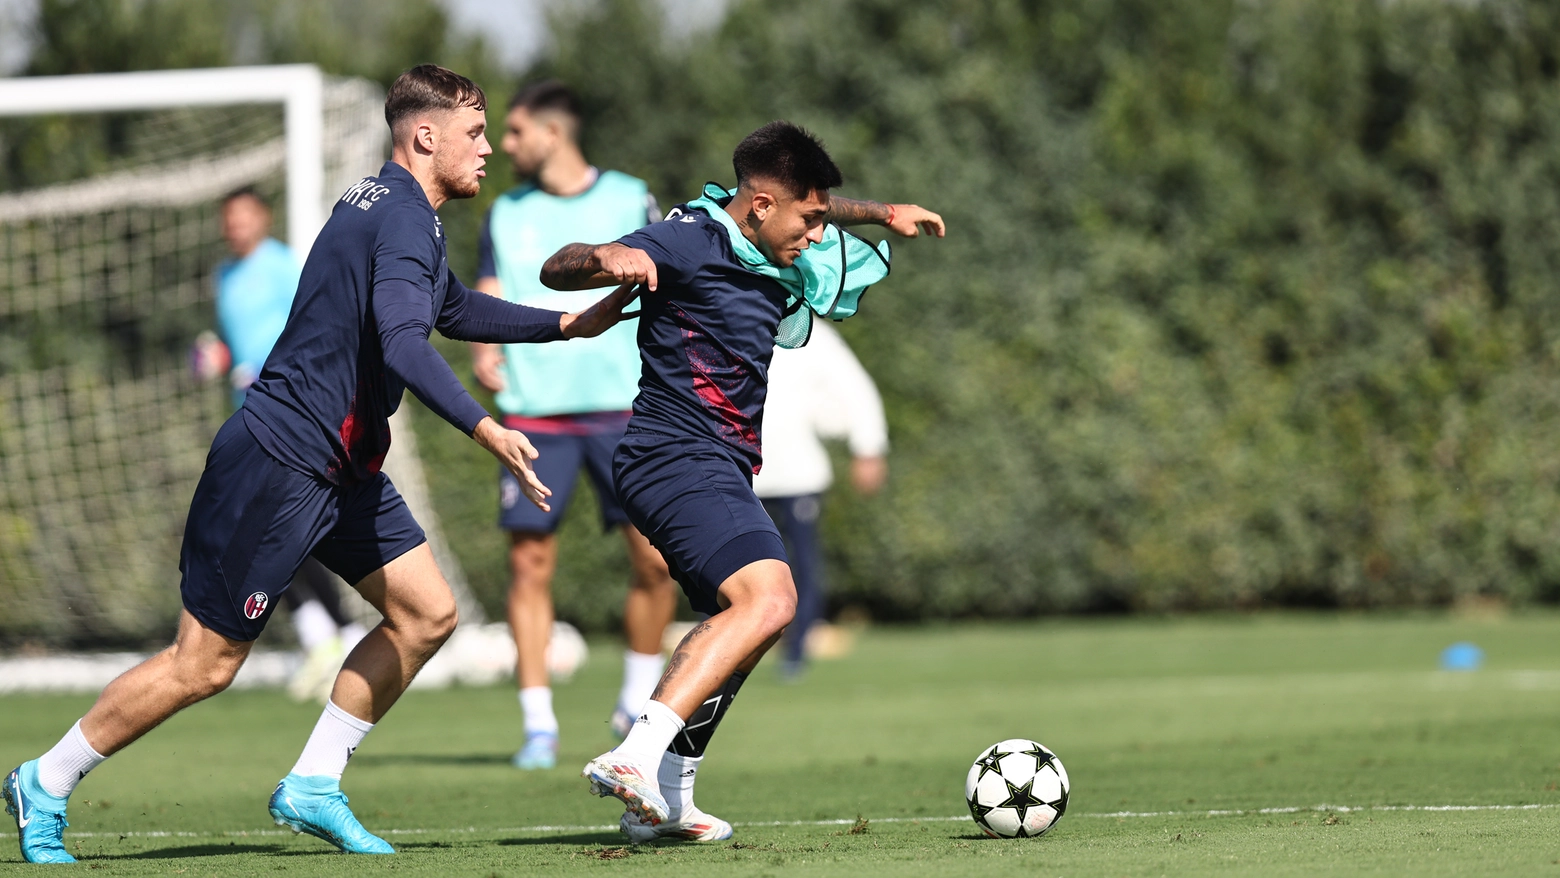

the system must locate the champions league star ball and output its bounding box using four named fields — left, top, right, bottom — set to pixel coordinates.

left=965, top=739, right=1069, bottom=838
